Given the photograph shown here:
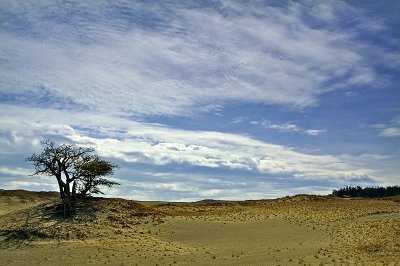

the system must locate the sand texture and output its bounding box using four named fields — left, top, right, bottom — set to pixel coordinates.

left=0, top=191, right=399, bottom=265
